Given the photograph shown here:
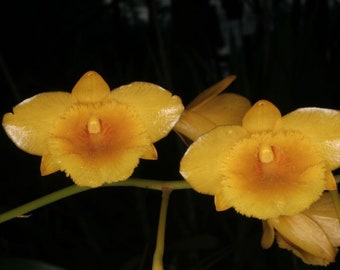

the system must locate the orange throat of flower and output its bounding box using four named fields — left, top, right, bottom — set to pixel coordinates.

left=216, top=131, right=327, bottom=219
left=44, top=101, right=153, bottom=187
